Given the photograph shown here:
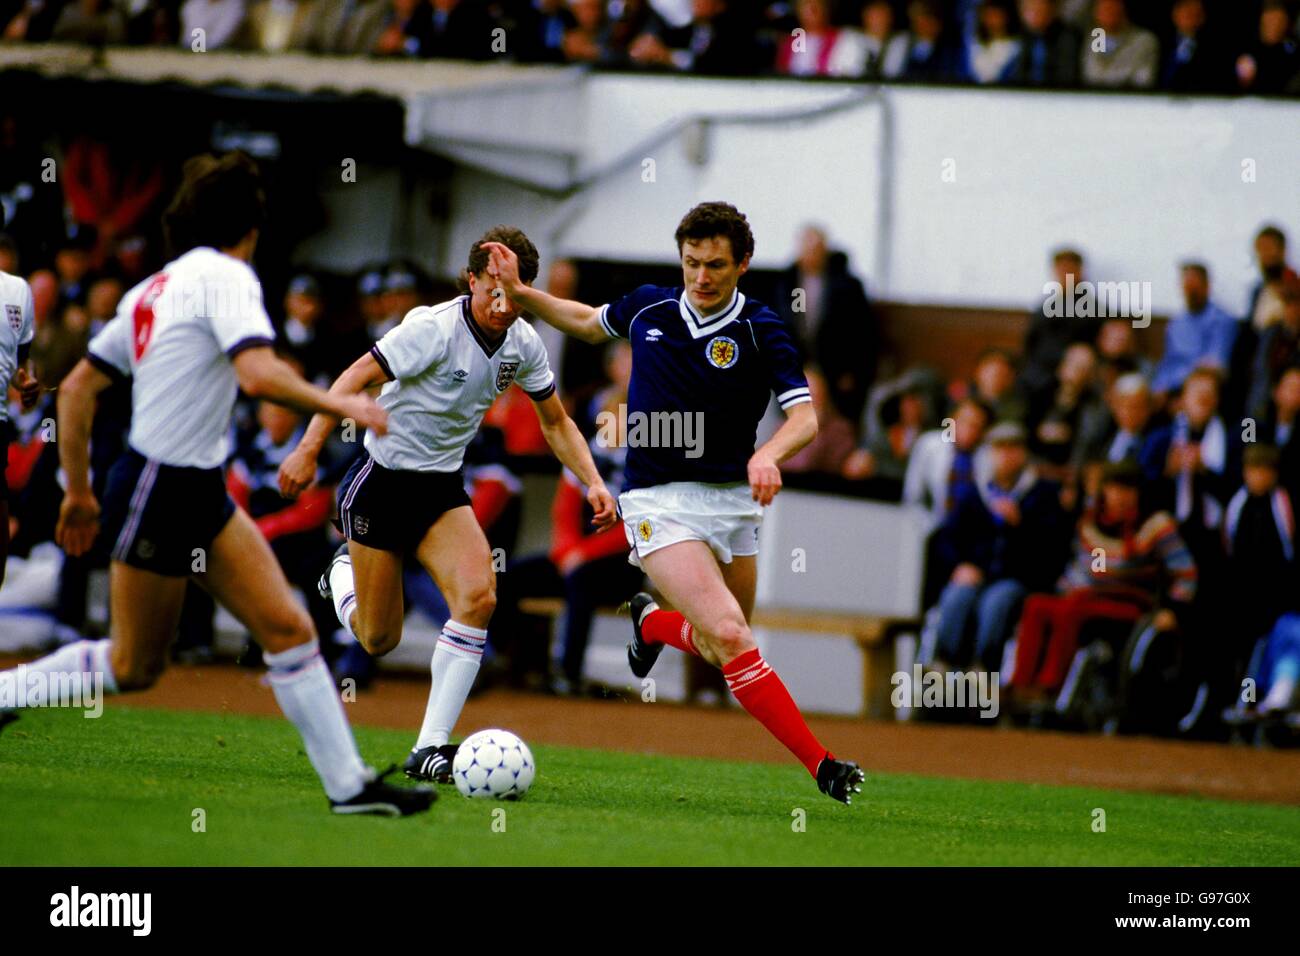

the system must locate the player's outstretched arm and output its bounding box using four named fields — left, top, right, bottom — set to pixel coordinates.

left=748, top=402, right=819, bottom=506
left=481, top=241, right=607, bottom=344
left=532, top=392, right=618, bottom=530
left=55, top=358, right=112, bottom=556
left=278, top=351, right=391, bottom=499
